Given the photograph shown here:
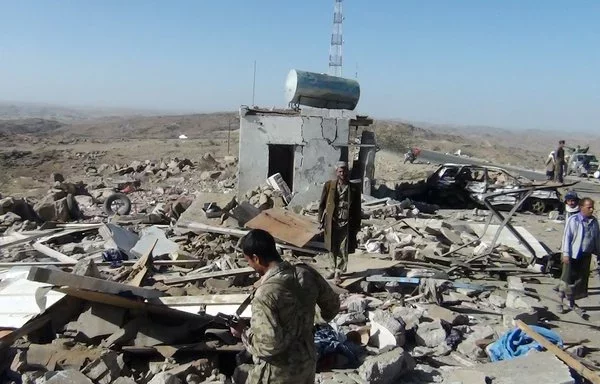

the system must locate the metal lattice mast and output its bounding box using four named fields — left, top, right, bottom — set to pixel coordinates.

left=328, top=0, right=343, bottom=77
